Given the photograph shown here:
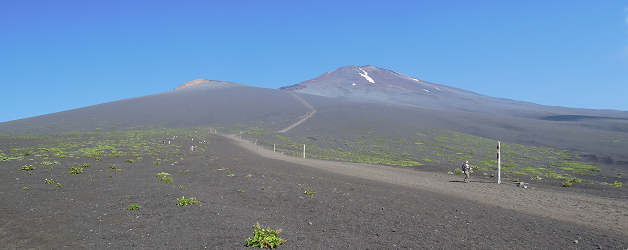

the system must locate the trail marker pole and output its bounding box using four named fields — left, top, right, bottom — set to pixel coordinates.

left=303, top=144, right=306, bottom=159
left=497, top=141, right=501, bottom=184
left=273, top=144, right=276, bottom=152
